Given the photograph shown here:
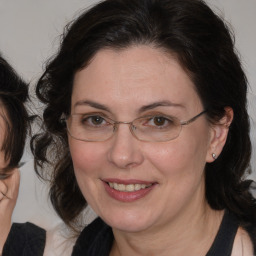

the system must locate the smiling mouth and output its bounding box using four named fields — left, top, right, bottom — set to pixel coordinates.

left=108, top=182, right=153, bottom=192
